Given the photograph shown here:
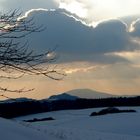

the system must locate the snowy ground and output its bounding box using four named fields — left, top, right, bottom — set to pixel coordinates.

left=1, top=107, right=140, bottom=140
